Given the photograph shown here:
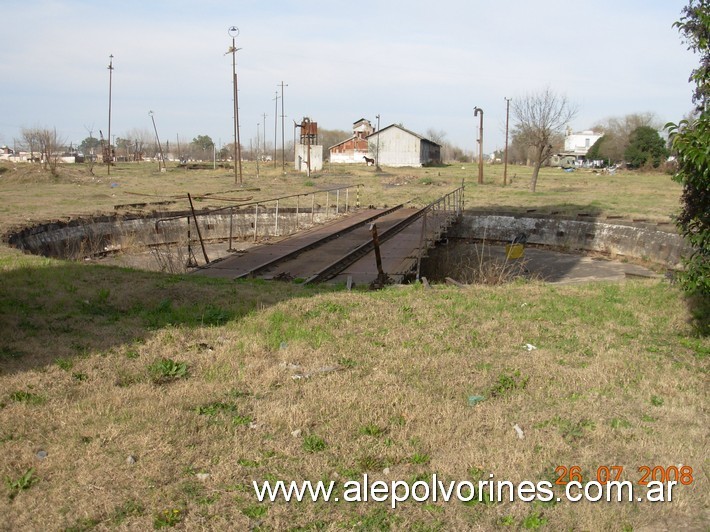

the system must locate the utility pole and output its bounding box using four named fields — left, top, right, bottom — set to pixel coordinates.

left=474, top=106, right=484, bottom=184
left=262, top=112, right=267, bottom=162
left=107, top=54, right=113, bottom=175
left=228, top=26, right=242, bottom=184
left=504, top=97, right=511, bottom=186
left=273, top=92, right=279, bottom=167
left=375, top=114, right=381, bottom=171
left=256, top=122, right=260, bottom=178
left=279, top=81, right=288, bottom=172
left=148, top=110, right=165, bottom=171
